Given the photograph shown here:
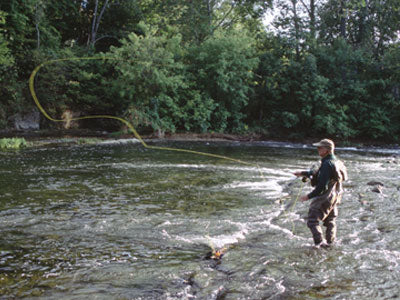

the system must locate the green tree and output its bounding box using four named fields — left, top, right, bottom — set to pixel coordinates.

left=253, top=36, right=341, bottom=138
left=271, top=0, right=318, bottom=59
left=382, top=44, right=400, bottom=136
left=109, top=23, right=187, bottom=135
left=79, top=0, right=147, bottom=51
left=319, top=0, right=400, bottom=56
left=0, top=0, right=36, bottom=69
left=33, top=50, right=124, bottom=126
left=140, top=0, right=272, bottom=43
left=0, top=10, right=22, bottom=129
left=0, top=11, right=13, bottom=128
left=187, top=29, right=259, bottom=132
left=0, top=11, right=13, bottom=67
left=0, top=0, right=65, bottom=78
left=314, top=39, right=396, bottom=139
